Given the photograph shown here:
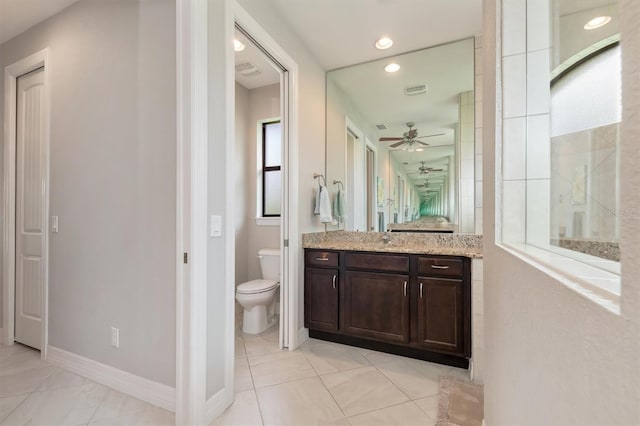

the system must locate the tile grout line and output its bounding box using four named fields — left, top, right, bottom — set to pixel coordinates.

left=299, top=344, right=350, bottom=421
left=241, top=331, right=267, bottom=426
